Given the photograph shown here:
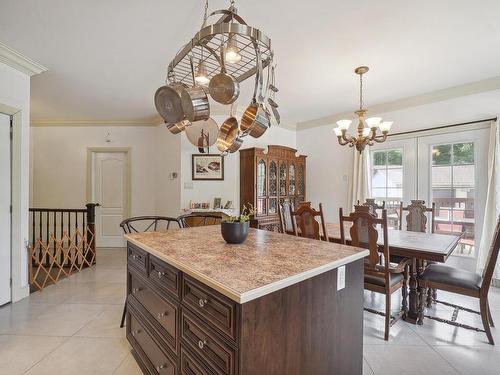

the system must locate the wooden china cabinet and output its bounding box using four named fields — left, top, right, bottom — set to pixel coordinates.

left=240, top=145, right=307, bottom=231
